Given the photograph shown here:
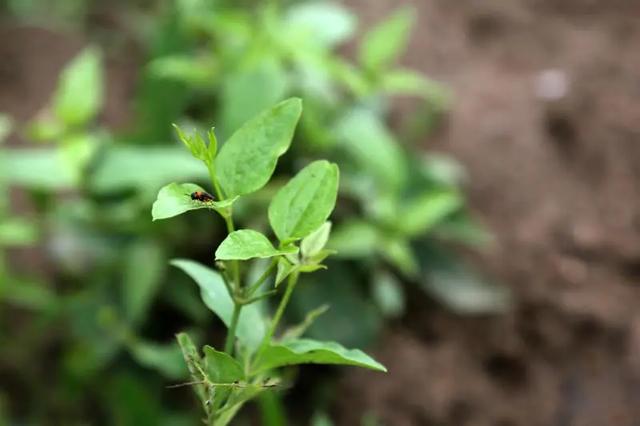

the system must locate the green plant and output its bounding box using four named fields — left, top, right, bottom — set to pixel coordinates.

left=152, top=98, right=385, bottom=424
left=139, top=0, right=505, bottom=336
